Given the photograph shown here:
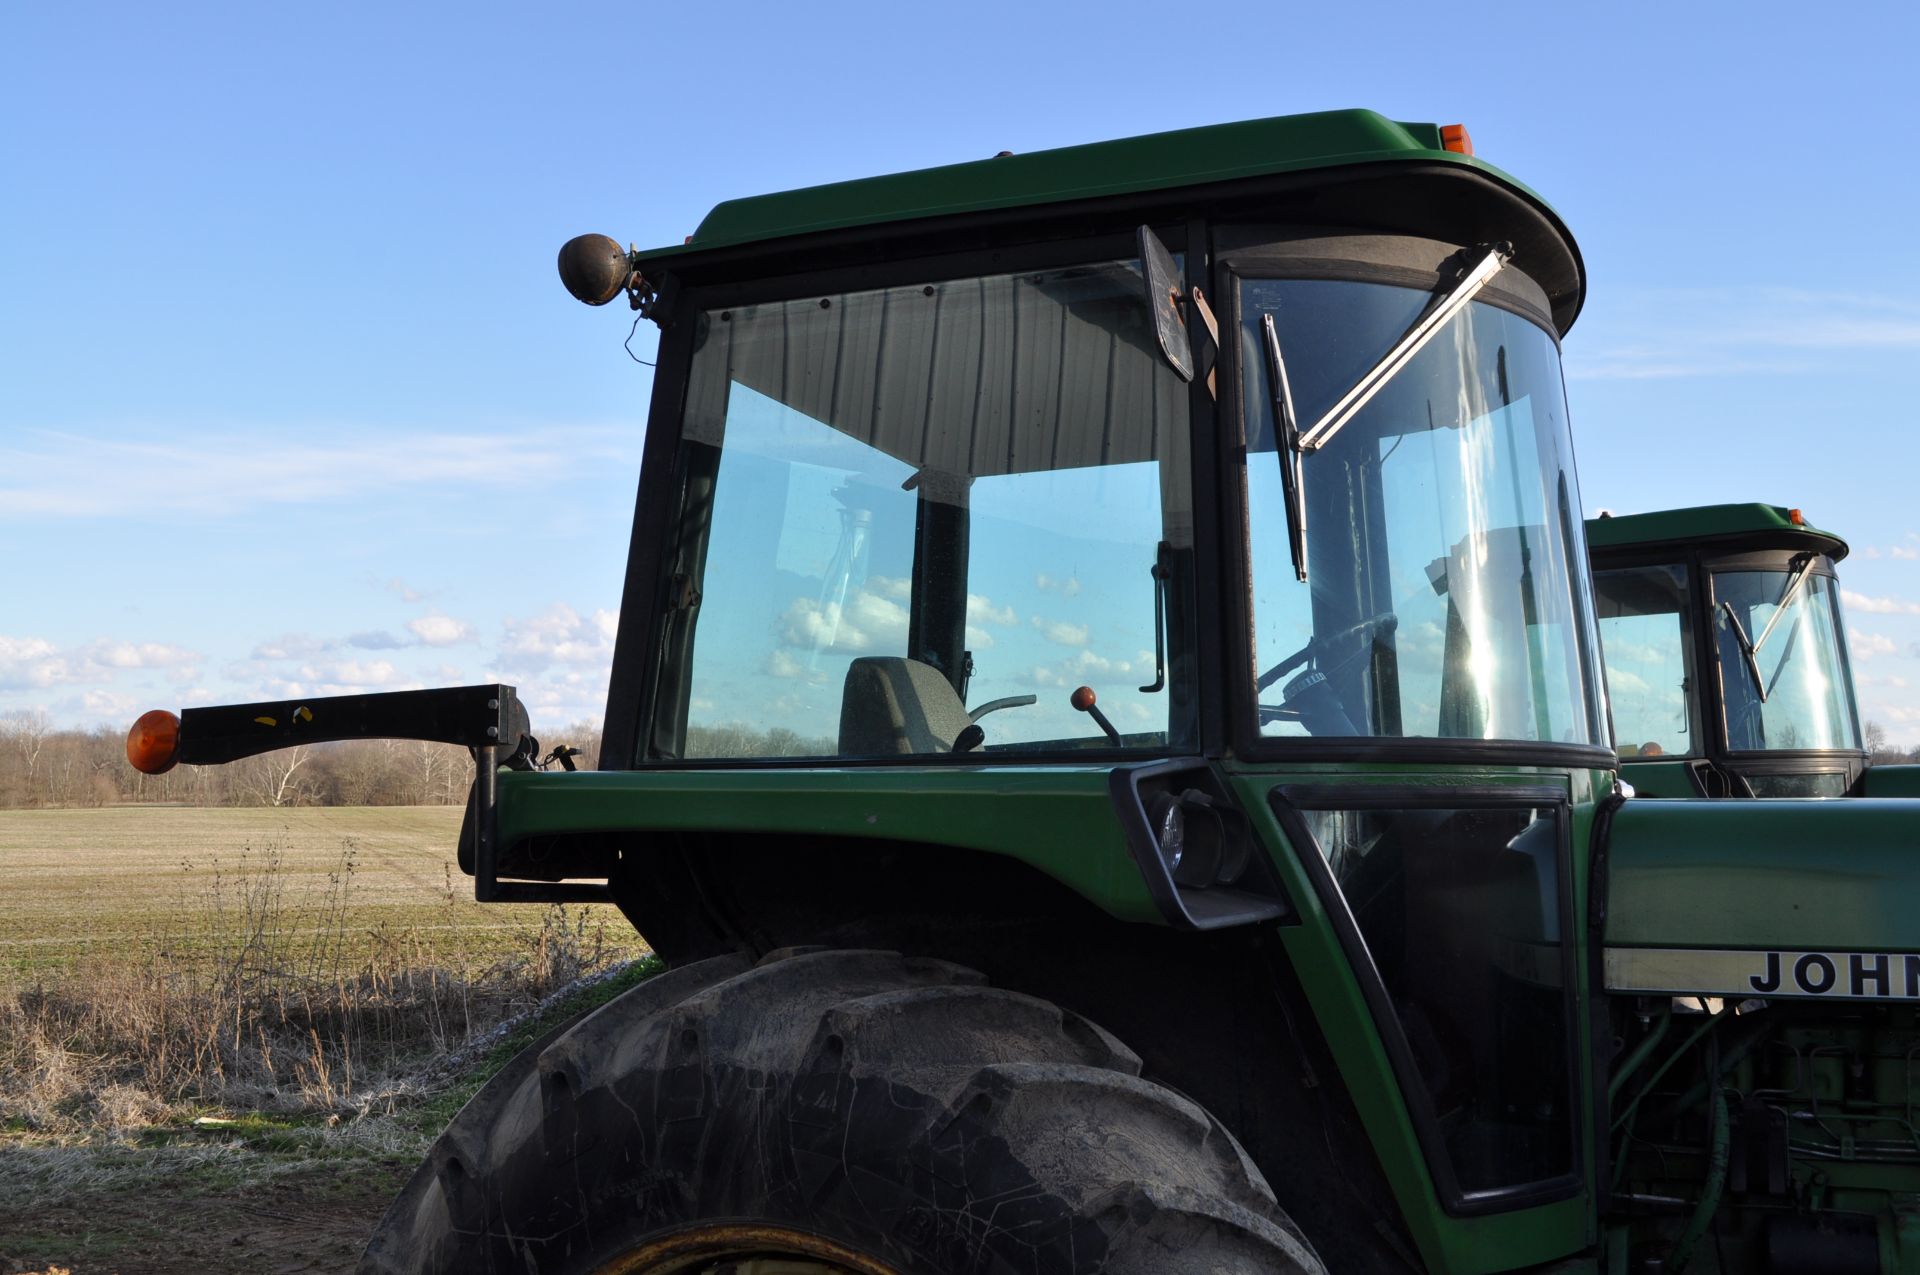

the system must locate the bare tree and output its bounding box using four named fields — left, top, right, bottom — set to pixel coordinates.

left=238, top=745, right=314, bottom=807
left=2, top=709, right=50, bottom=805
